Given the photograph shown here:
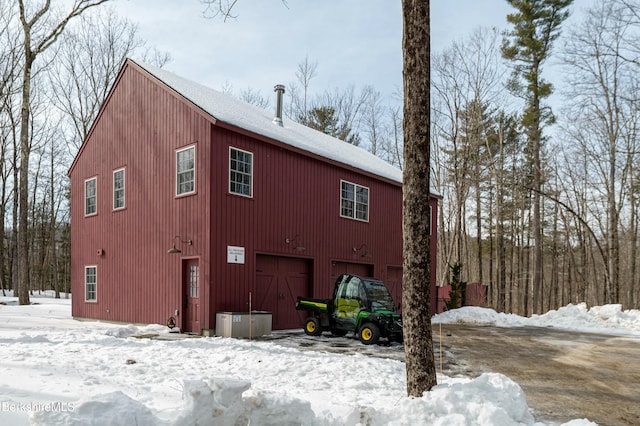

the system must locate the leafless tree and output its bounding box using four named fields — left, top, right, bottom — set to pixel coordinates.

left=0, top=1, right=21, bottom=296
left=201, top=0, right=288, bottom=21
left=15, top=0, right=112, bottom=305
left=239, top=87, right=270, bottom=109
left=48, top=7, right=169, bottom=153
left=560, top=0, right=638, bottom=305
left=362, top=87, right=384, bottom=156
left=385, top=104, right=404, bottom=169
left=432, top=27, right=504, bottom=285
left=291, top=55, right=317, bottom=123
